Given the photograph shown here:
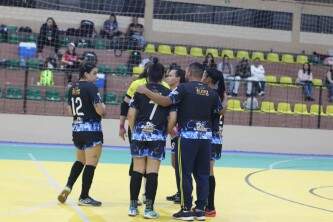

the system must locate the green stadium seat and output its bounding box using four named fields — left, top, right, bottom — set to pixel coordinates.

left=294, top=103, right=309, bottom=115
left=267, top=53, right=280, bottom=63
left=94, top=38, right=107, bottom=49
left=312, top=79, right=323, bottom=87
left=114, top=64, right=128, bottom=76
left=45, top=89, right=61, bottom=101
left=144, top=44, right=156, bottom=53
left=26, top=34, right=37, bottom=43
left=206, top=48, right=219, bottom=58
left=174, top=46, right=188, bottom=56
left=279, top=76, right=293, bottom=86
left=236, top=50, right=250, bottom=60
left=265, top=75, right=278, bottom=85
left=98, top=64, right=112, bottom=74
left=227, top=99, right=243, bottom=111
left=296, top=55, right=308, bottom=64
left=221, top=49, right=234, bottom=59
left=281, top=54, right=294, bottom=63
left=6, top=59, right=20, bottom=69
left=158, top=44, right=172, bottom=55
left=133, top=66, right=144, bottom=76
left=326, top=105, right=333, bottom=116
left=277, top=102, right=293, bottom=114
left=8, top=33, right=19, bottom=44
left=260, top=101, right=277, bottom=113
left=105, top=92, right=118, bottom=105
left=252, top=52, right=265, bottom=61
left=310, top=104, right=326, bottom=116
left=7, top=25, right=17, bottom=33
left=27, top=59, right=41, bottom=70
left=59, top=35, right=70, bottom=47
left=27, top=87, right=42, bottom=100
left=6, top=86, right=23, bottom=99
left=190, top=47, right=204, bottom=57
left=0, top=32, right=7, bottom=43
